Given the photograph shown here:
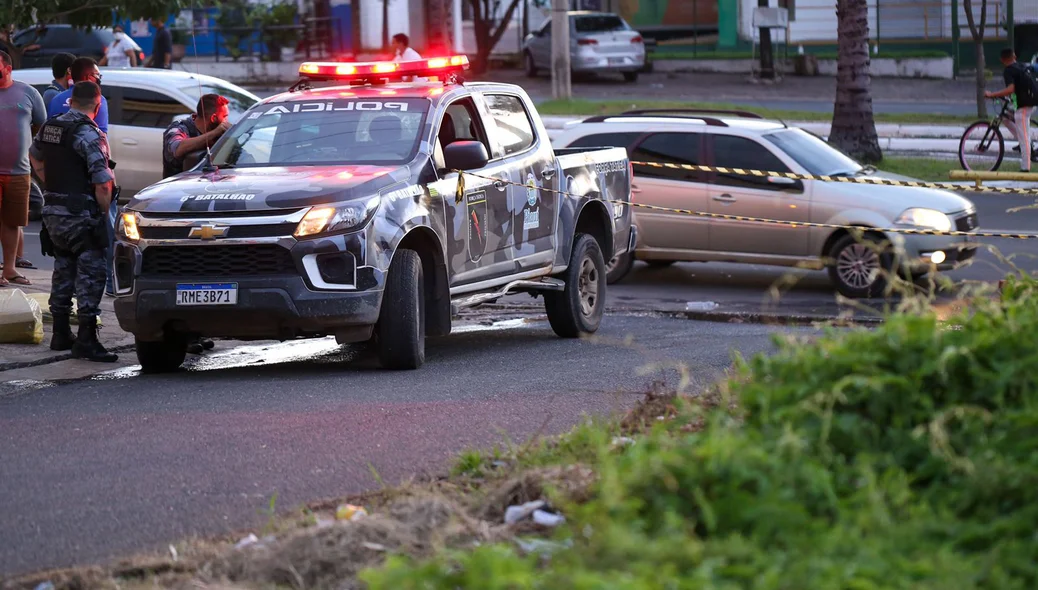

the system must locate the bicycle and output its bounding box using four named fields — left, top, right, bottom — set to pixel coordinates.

left=958, top=96, right=1038, bottom=172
